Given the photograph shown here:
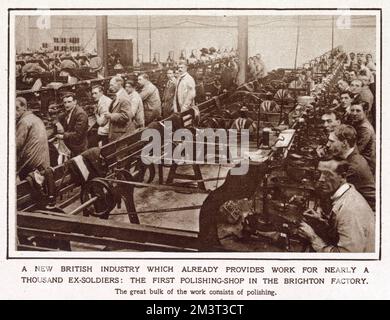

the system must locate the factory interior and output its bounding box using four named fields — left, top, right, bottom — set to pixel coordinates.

left=15, top=14, right=377, bottom=253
